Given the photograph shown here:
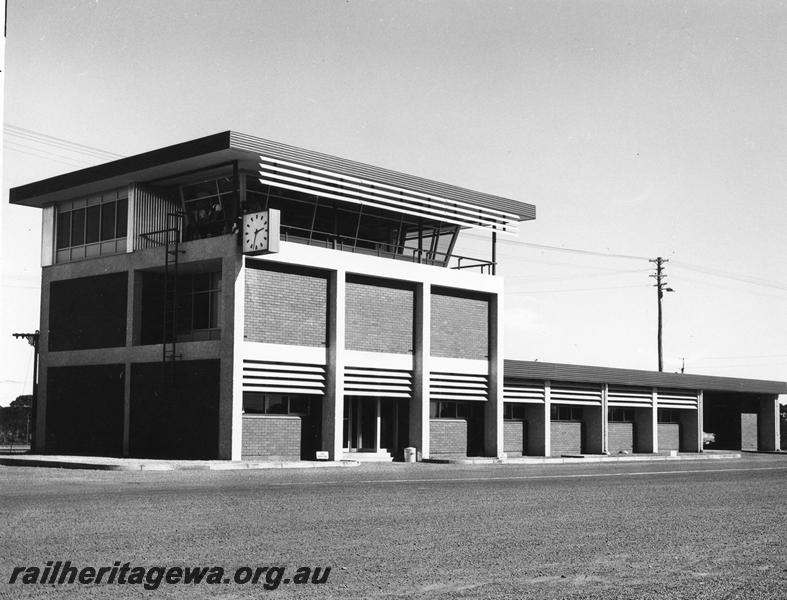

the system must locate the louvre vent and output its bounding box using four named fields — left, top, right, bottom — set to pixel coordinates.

left=504, top=379, right=545, bottom=403
left=550, top=381, right=603, bottom=406
left=242, top=360, right=326, bottom=395
left=430, top=372, right=488, bottom=401
left=344, top=366, right=412, bottom=398
left=608, top=385, right=653, bottom=407
left=657, top=388, right=699, bottom=409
